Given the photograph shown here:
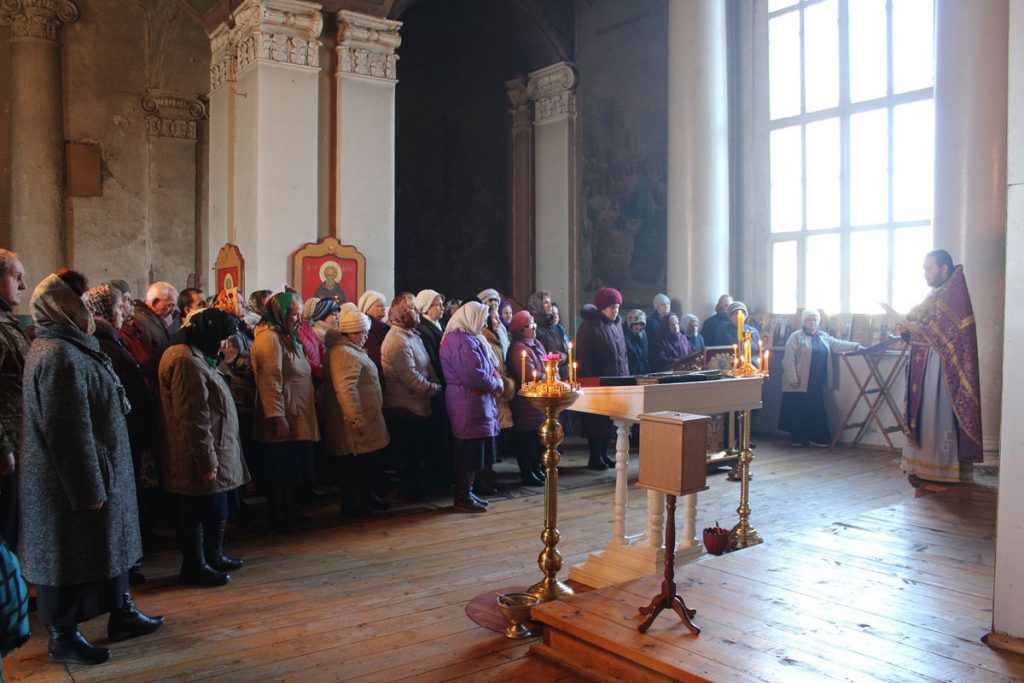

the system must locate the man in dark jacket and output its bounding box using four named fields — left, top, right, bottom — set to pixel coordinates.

left=701, top=294, right=733, bottom=347
left=0, top=250, right=28, bottom=547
